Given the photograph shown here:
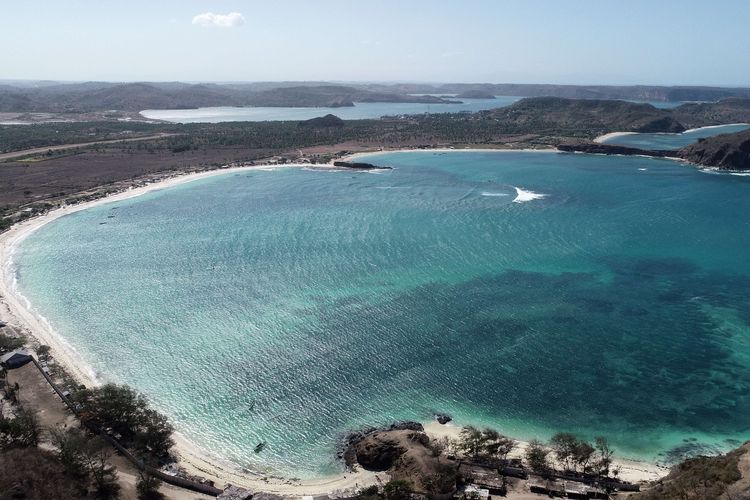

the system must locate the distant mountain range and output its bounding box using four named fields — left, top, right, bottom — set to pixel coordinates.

left=2, top=81, right=750, bottom=113
left=0, top=82, right=454, bottom=113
